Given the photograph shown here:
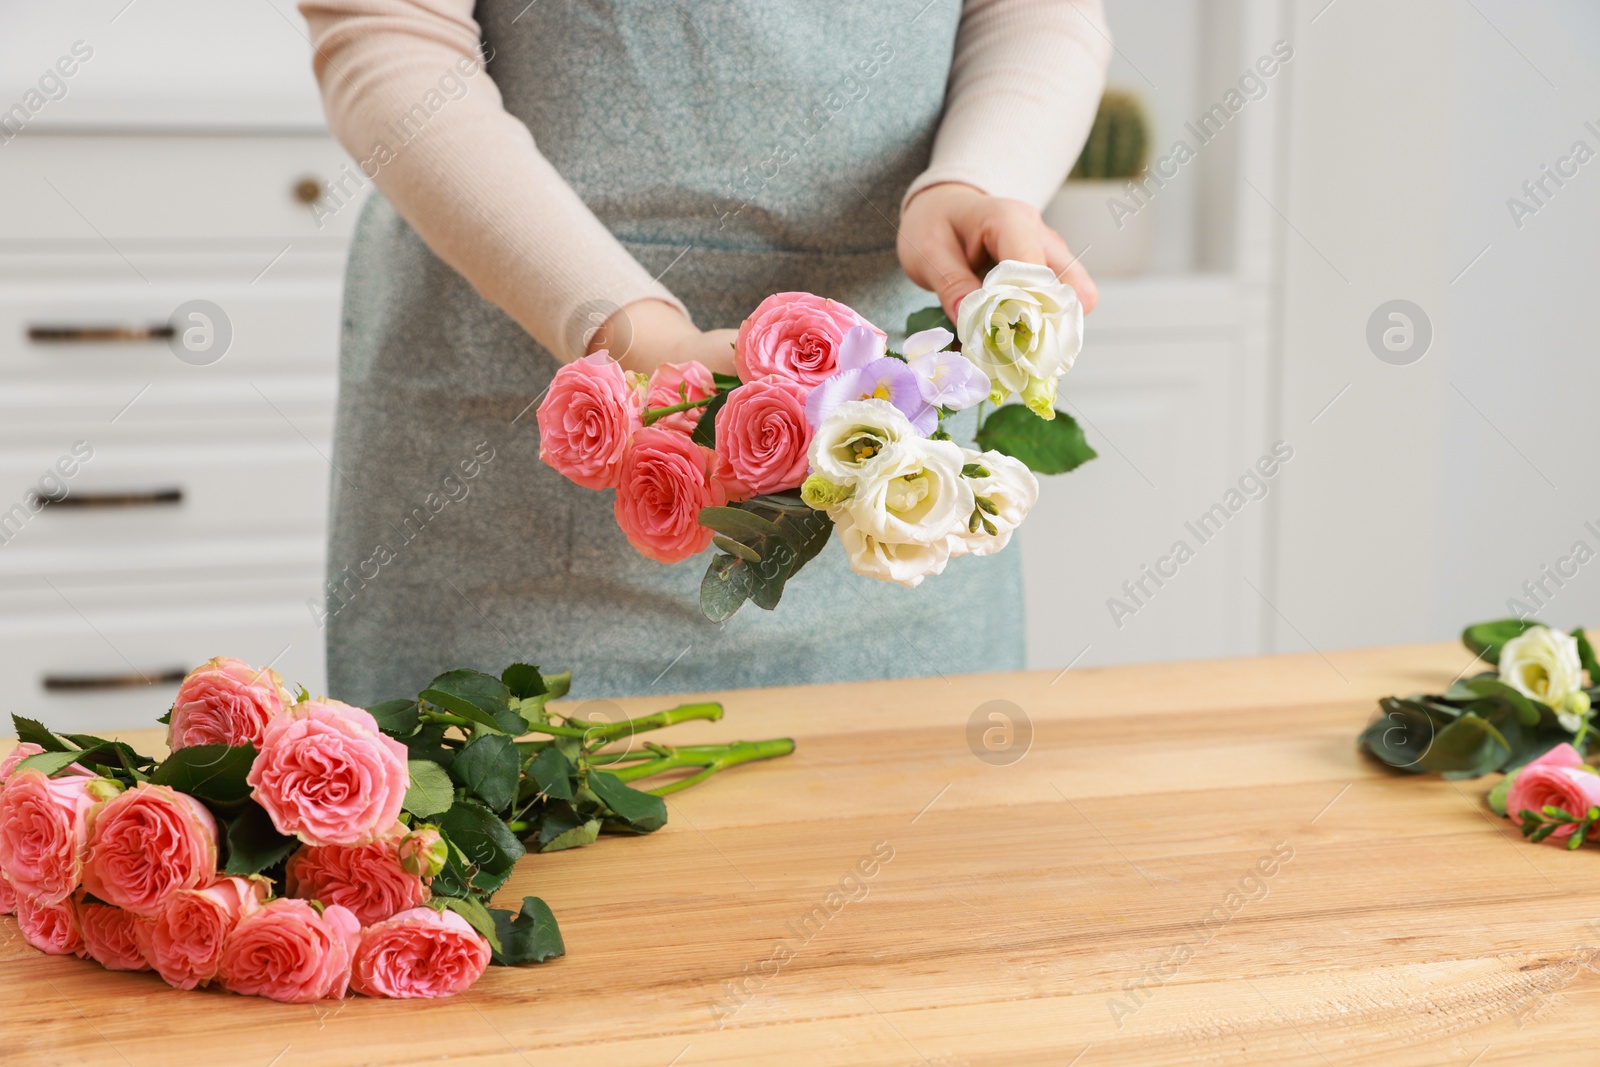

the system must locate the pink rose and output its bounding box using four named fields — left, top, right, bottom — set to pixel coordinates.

left=645, top=360, right=717, bottom=434
left=219, top=898, right=360, bottom=1003
left=613, top=427, right=727, bottom=563
left=81, top=784, right=218, bottom=916
left=735, top=293, right=884, bottom=387
left=247, top=700, right=410, bottom=848
left=0, top=743, right=94, bottom=783
left=0, top=872, right=14, bottom=915
left=0, top=742, right=45, bottom=782
left=714, top=374, right=814, bottom=497
left=0, top=769, right=99, bottom=904
left=350, top=907, right=492, bottom=999
left=145, top=875, right=268, bottom=989
left=537, top=351, right=645, bottom=490
left=284, top=823, right=430, bottom=927
left=17, top=893, right=82, bottom=955
left=74, top=898, right=151, bottom=972
left=168, top=656, right=293, bottom=750
left=1508, top=743, right=1600, bottom=841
